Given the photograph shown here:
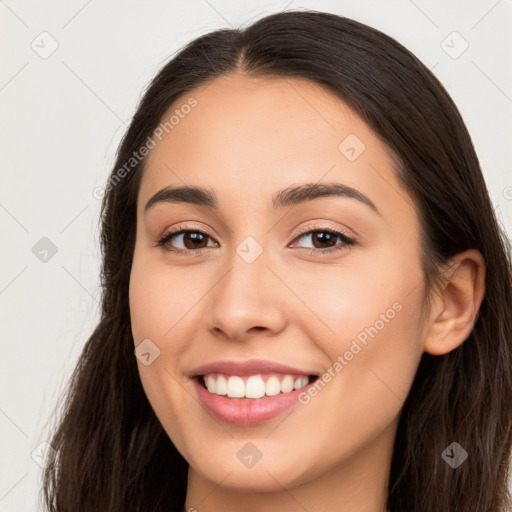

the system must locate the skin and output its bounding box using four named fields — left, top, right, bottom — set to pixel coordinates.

left=129, top=73, right=485, bottom=512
